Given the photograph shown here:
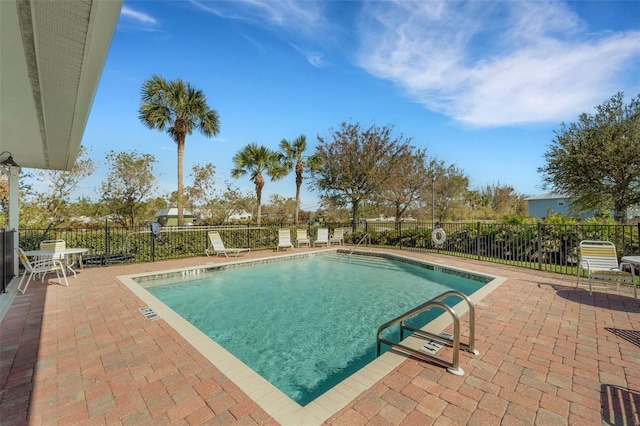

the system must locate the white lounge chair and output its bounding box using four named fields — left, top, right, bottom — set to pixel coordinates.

left=205, top=231, right=251, bottom=257
left=16, top=248, right=68, bottom=294
left=577, top=240, right=636, bottom=299
left=296, top=229, right=311, bottom=247
left=330, top=228, right=345, bottom=246
left=314, top=228, right=330, bottom=247
left=277, top=229, right=294, bottom=251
